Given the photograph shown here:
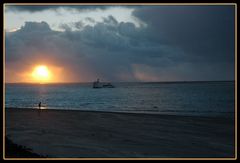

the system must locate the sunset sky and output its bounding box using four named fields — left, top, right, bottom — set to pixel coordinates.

left=5, top=5, right=235, bottom=83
